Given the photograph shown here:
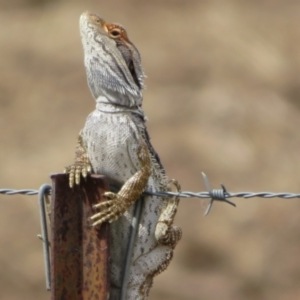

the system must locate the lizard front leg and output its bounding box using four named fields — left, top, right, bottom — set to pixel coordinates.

left=90, top=142, right=152, bottom=226
left=64, top=135, right=92, bottom=188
